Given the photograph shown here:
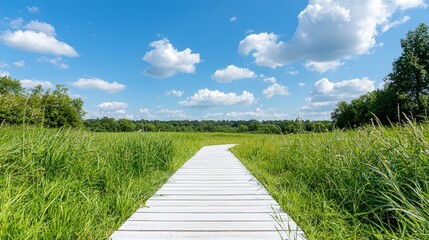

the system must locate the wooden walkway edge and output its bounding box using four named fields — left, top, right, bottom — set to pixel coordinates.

left=110, top=144, right=306, bottom=240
